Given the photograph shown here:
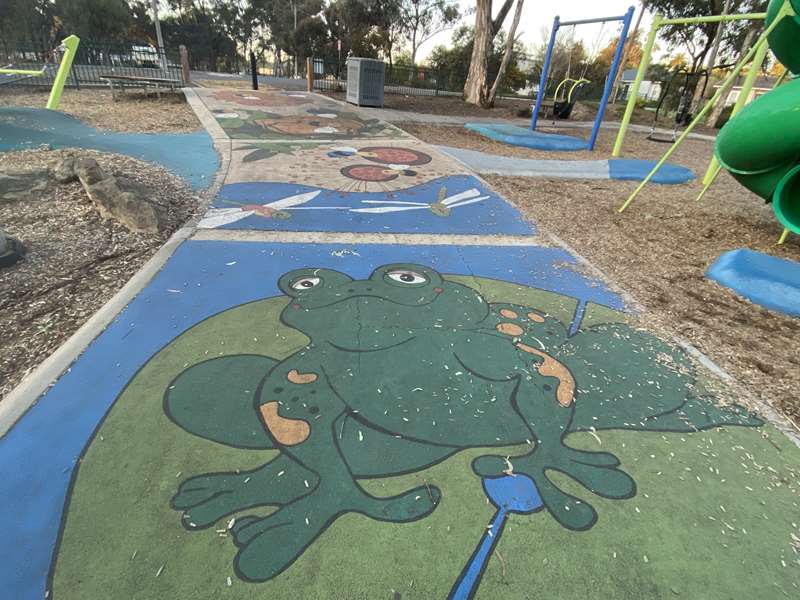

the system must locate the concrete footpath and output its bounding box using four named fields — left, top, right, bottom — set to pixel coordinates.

left=0, top=85, right=798, bottom=600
